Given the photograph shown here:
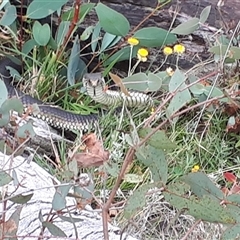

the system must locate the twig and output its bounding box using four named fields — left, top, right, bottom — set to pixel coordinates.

left=56, top=0, right=81, bottom=60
